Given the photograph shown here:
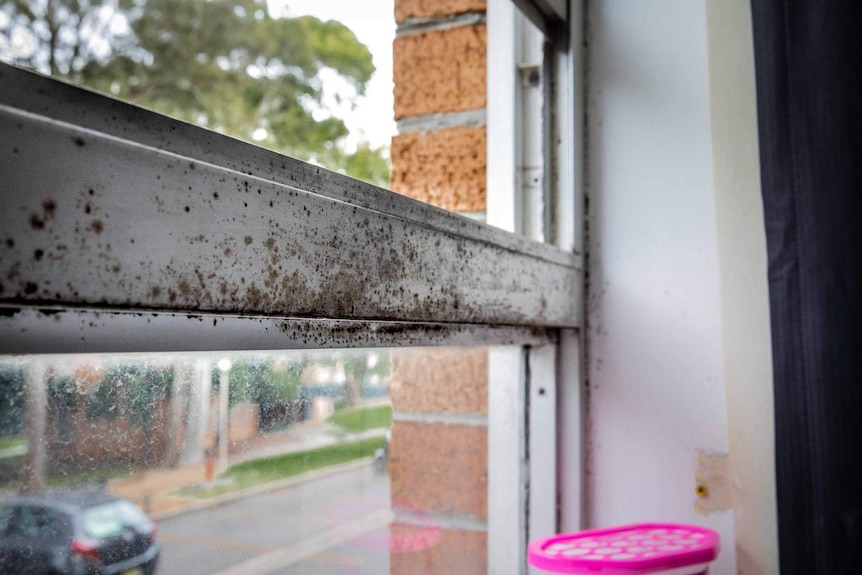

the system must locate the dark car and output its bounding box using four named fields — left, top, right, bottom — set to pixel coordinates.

left=0, top=489, right=159, bottom=575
